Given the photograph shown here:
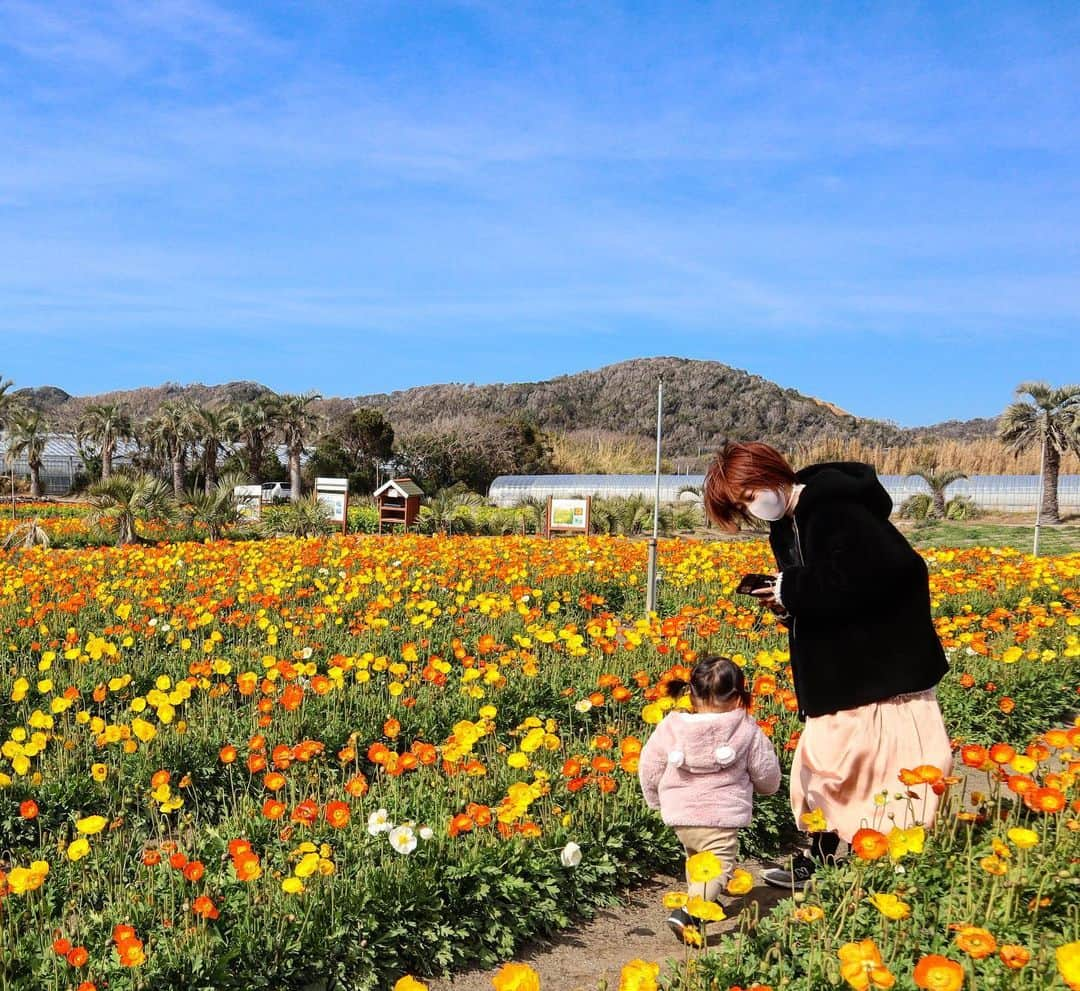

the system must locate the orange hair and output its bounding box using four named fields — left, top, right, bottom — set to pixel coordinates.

left=703, top=441, right=797, bottom=532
